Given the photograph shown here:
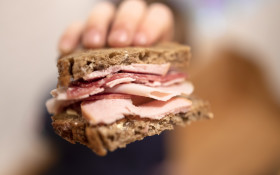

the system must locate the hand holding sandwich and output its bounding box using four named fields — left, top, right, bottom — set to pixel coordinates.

left=58, top=0, right=174, bottom=54
left=47, top=0, right=212, bottom=156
